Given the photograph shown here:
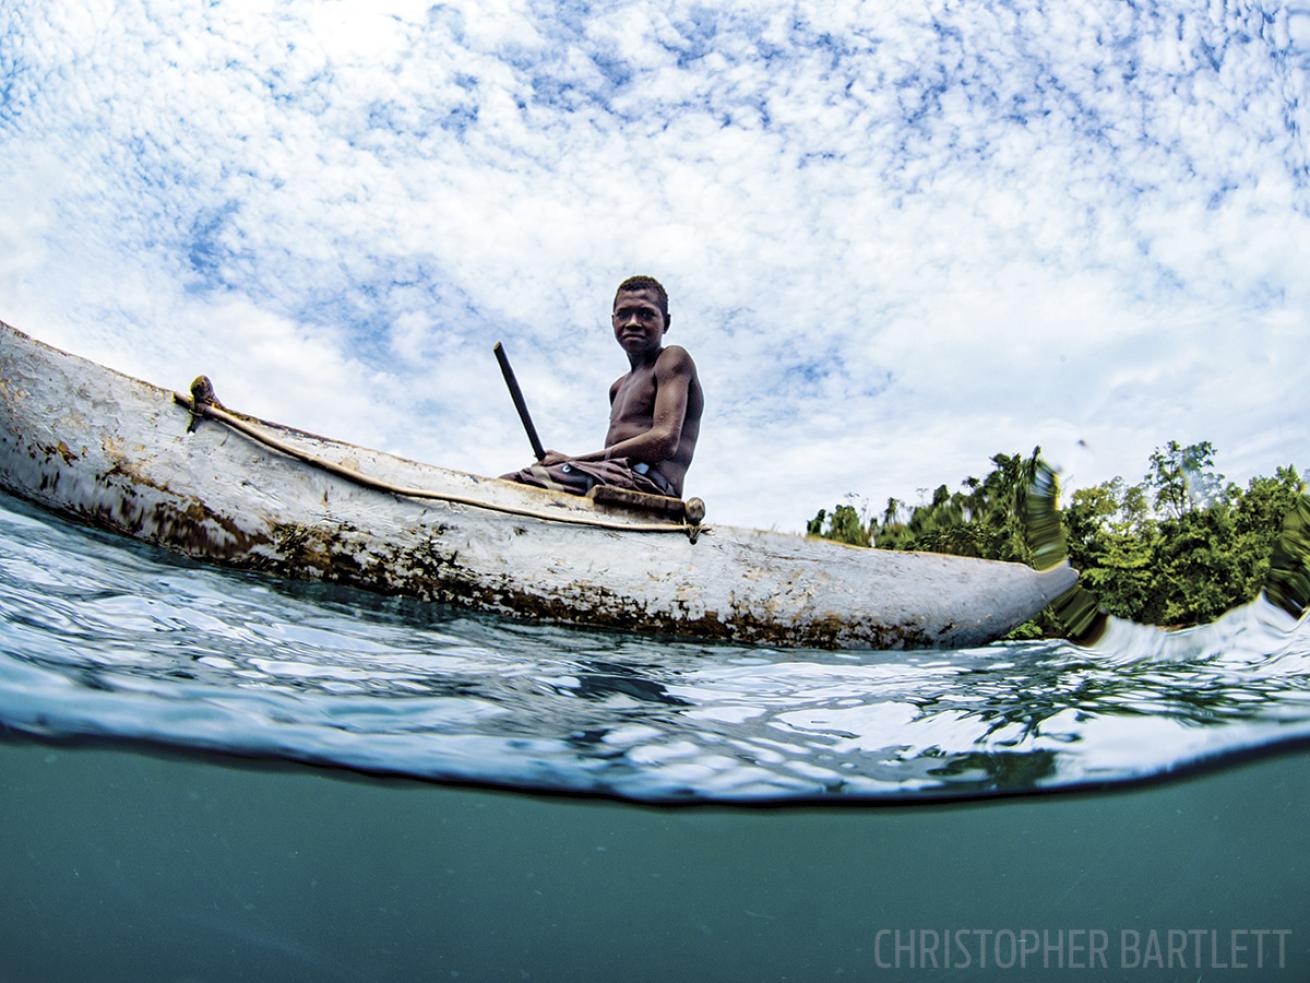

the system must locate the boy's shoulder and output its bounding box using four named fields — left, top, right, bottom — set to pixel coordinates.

left=657, top=345, right=695, bottom=369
